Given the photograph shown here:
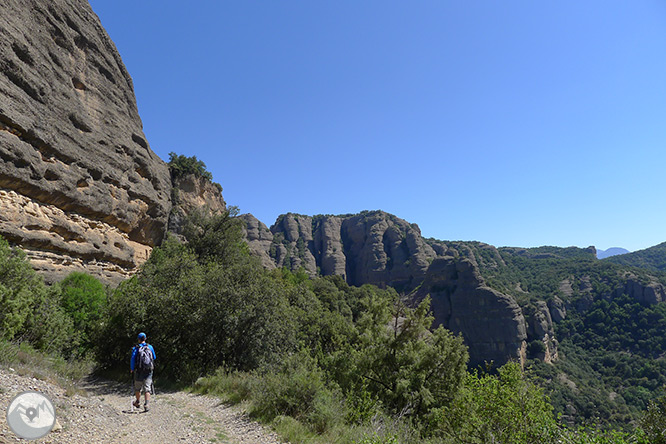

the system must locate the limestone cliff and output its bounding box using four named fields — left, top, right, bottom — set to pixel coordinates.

left=0, top=0, right=171, bottom=284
